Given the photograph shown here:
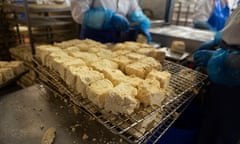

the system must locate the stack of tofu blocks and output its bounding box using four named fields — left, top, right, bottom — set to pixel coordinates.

left=35, top=39, right=171, bottom=116
left=0, top=61, right=26, bottom=85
